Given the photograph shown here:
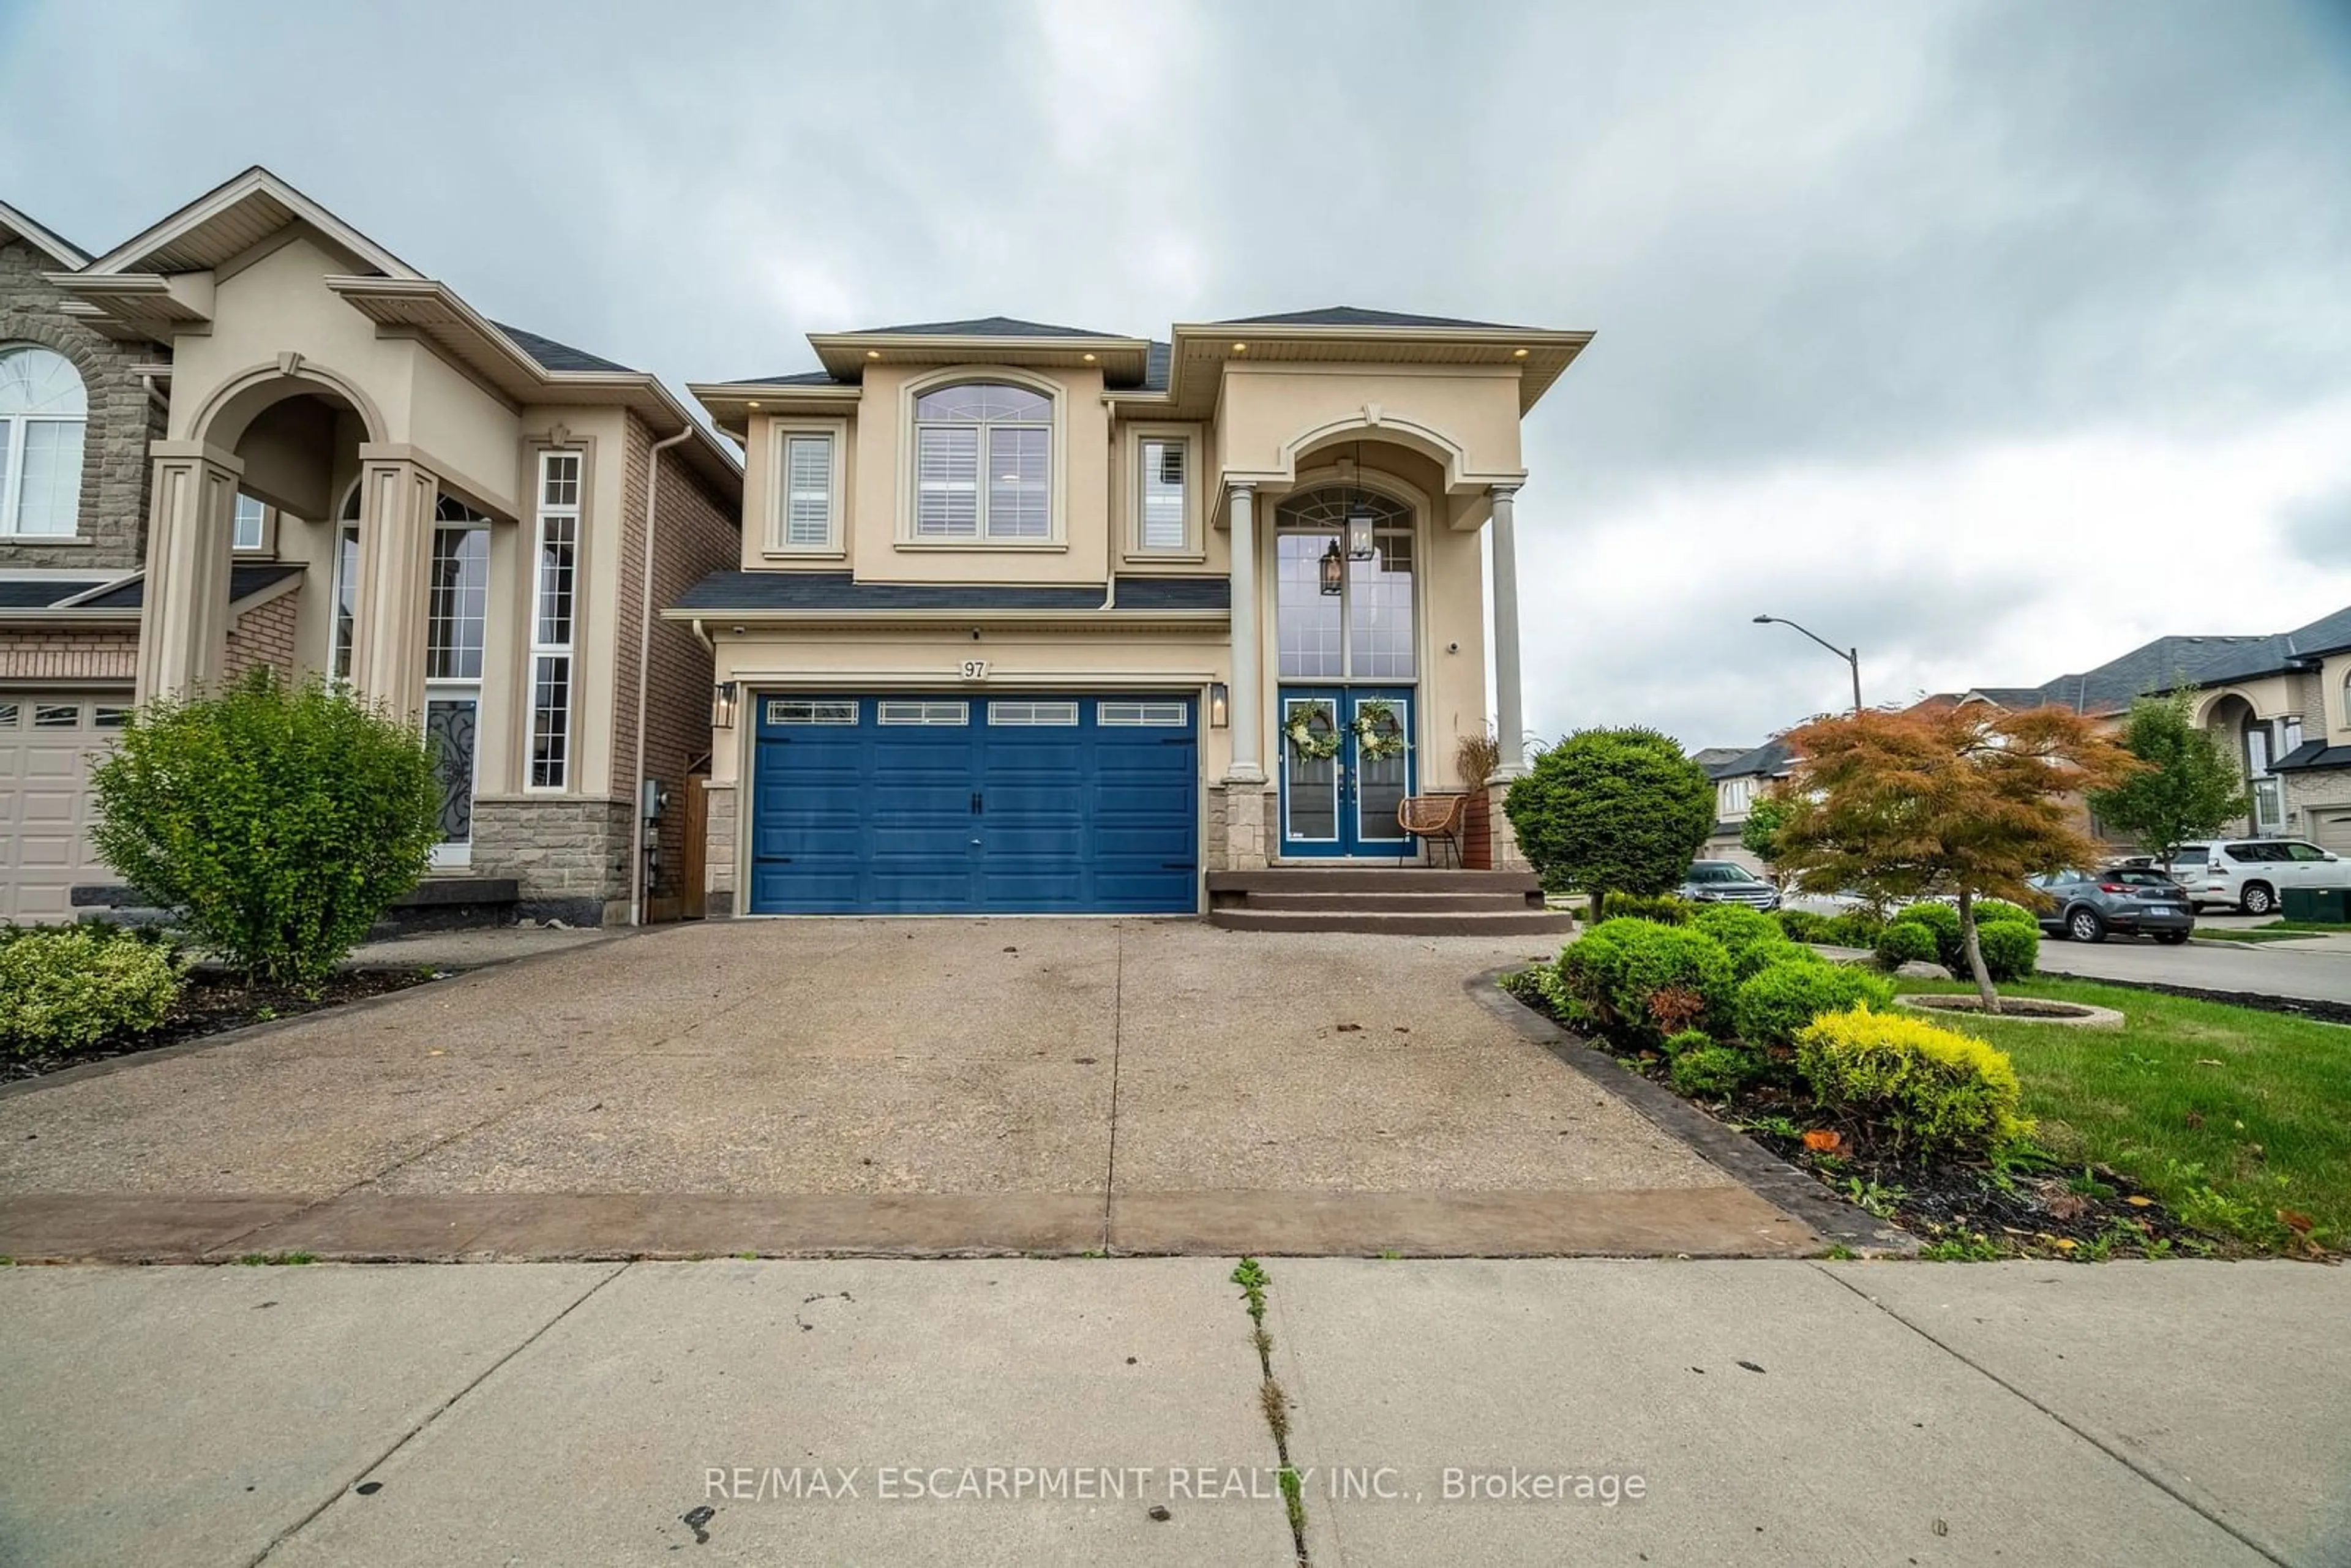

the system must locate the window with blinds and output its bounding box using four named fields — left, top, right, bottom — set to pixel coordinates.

left=780, top=432, right=836, bottom=549
left=913, top=382, right=1051, bottom=540
left=1139, top=437, right=1187, bottom=551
